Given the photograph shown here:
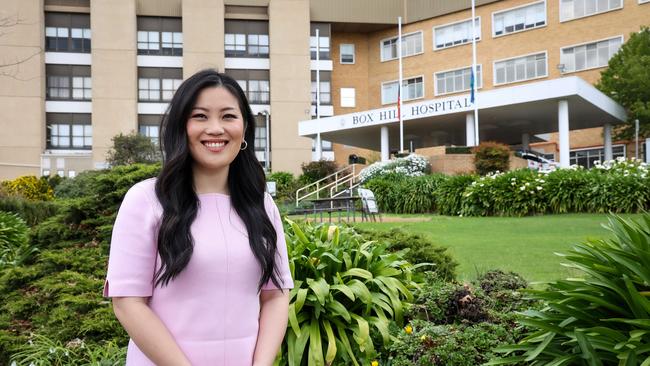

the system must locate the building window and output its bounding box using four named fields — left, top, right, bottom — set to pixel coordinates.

left=225, top=20, right=269, bottom=58
left=494, top=52, right=547, bottom=85
left=45, top=13, right=91, bottom=53
left=570, top=145, right=625, bottom=168
left=560, top=36, right=622, bottom=73
left=381, top=31, right=424, bottom=61
left=340, top=88, right=356, bottom=108
left=255, top=125, right=267, bottom=151
left=226, top=69, right=270, bottom=104
left=311, top=81, right=331, bottom=105
left=641, top=0, right=650, bottom=4
left=249, top=80, right=270, bottom=104
left=46, top=65, right=91, bottom=101
left=340, top=44, right=355, bottom=64
left=46, top=113, right=92, bottom=150
left=560, top=0, right=622, bottom=22
left=139, top=115, right=161, bottom=145
left=310, top=23, right=331, bottom=60
left=435, top=65, right=482, bottom=96
left=137, top=17, right=183, bottom=56
left=138, top=68, right=182, bottom=102
left=493, top=1, right=546, bottom=37
left=312, top=139, right=333, bottom=151
left=311, top=71, right=331, bottom=105
left=381, top=76, right=424, bottom=105
left=433, top=18, right=480, bottom=50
